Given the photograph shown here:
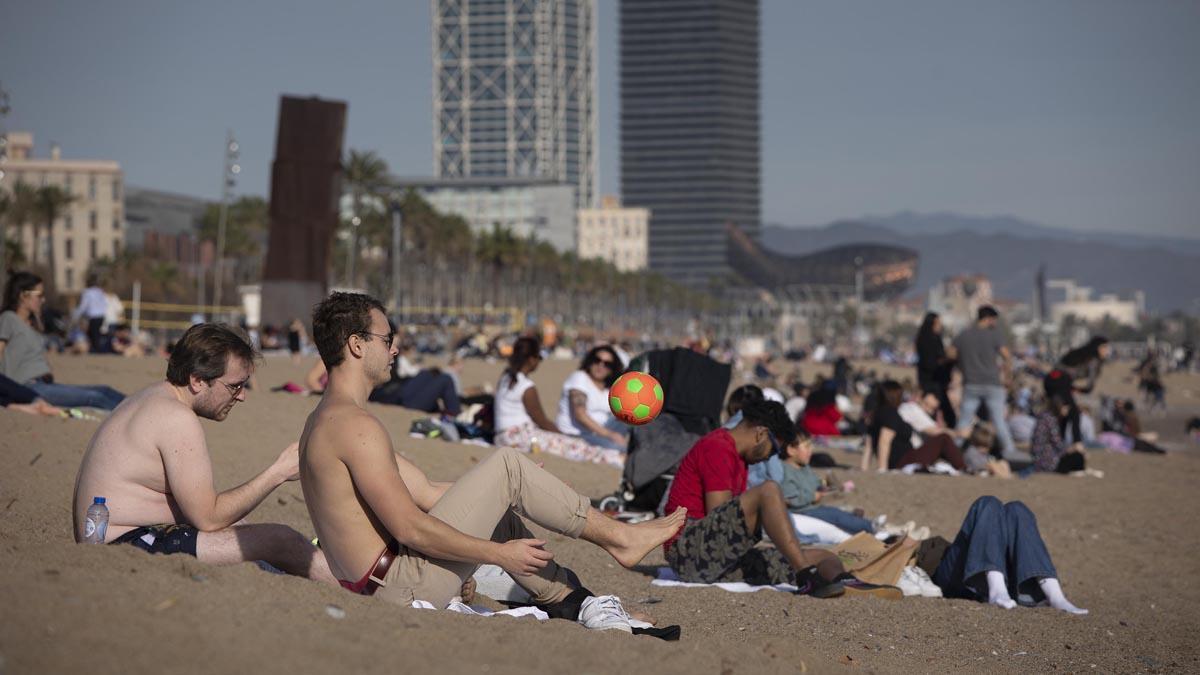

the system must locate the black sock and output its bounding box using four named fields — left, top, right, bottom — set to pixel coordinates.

left=536, top=587, right=594, bottom=622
